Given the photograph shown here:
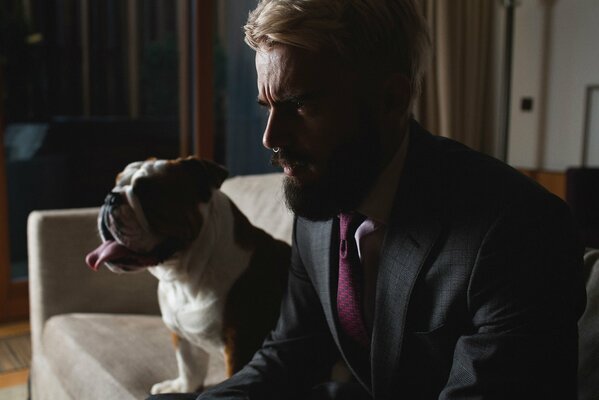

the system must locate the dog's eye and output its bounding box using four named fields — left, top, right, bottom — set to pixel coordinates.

left=104, top=192, right=125, bottom=206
